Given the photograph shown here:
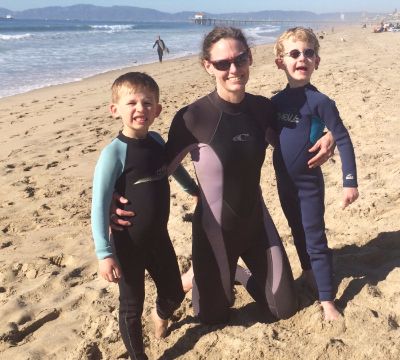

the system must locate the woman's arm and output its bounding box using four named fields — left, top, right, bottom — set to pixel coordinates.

left=307, top=131, right=336, bottom=168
